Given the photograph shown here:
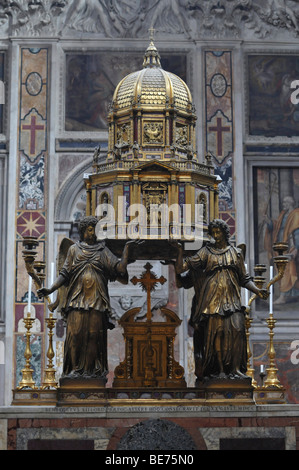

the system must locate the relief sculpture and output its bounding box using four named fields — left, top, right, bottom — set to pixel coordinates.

left=143, top=122, right=163, bottom=145
left=2, top=0, right=299, bottom=39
